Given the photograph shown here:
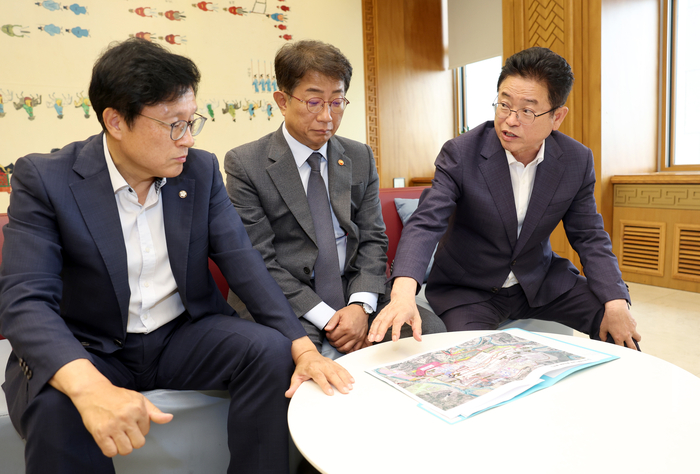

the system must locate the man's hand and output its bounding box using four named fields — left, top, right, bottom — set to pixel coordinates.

left=368, top=277, right=422, bottom=343
left=49, top=359, right=173, bottom=457
left=324, top=304, right=371, bottom=354
left=286, top=336, right=355, bottom=398
left=599, top=299, right=641, bottom=350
